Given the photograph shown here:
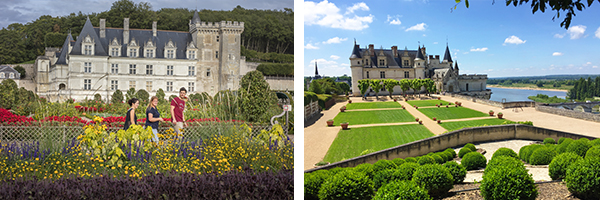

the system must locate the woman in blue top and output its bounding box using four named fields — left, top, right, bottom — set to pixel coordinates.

left=145, top=96, right=164, bottom=142
left=124, top=98, right=139, bottom=130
